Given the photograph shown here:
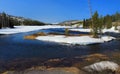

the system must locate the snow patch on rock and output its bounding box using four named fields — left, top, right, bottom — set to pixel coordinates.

left=83, top=61, right=119, bottom=72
